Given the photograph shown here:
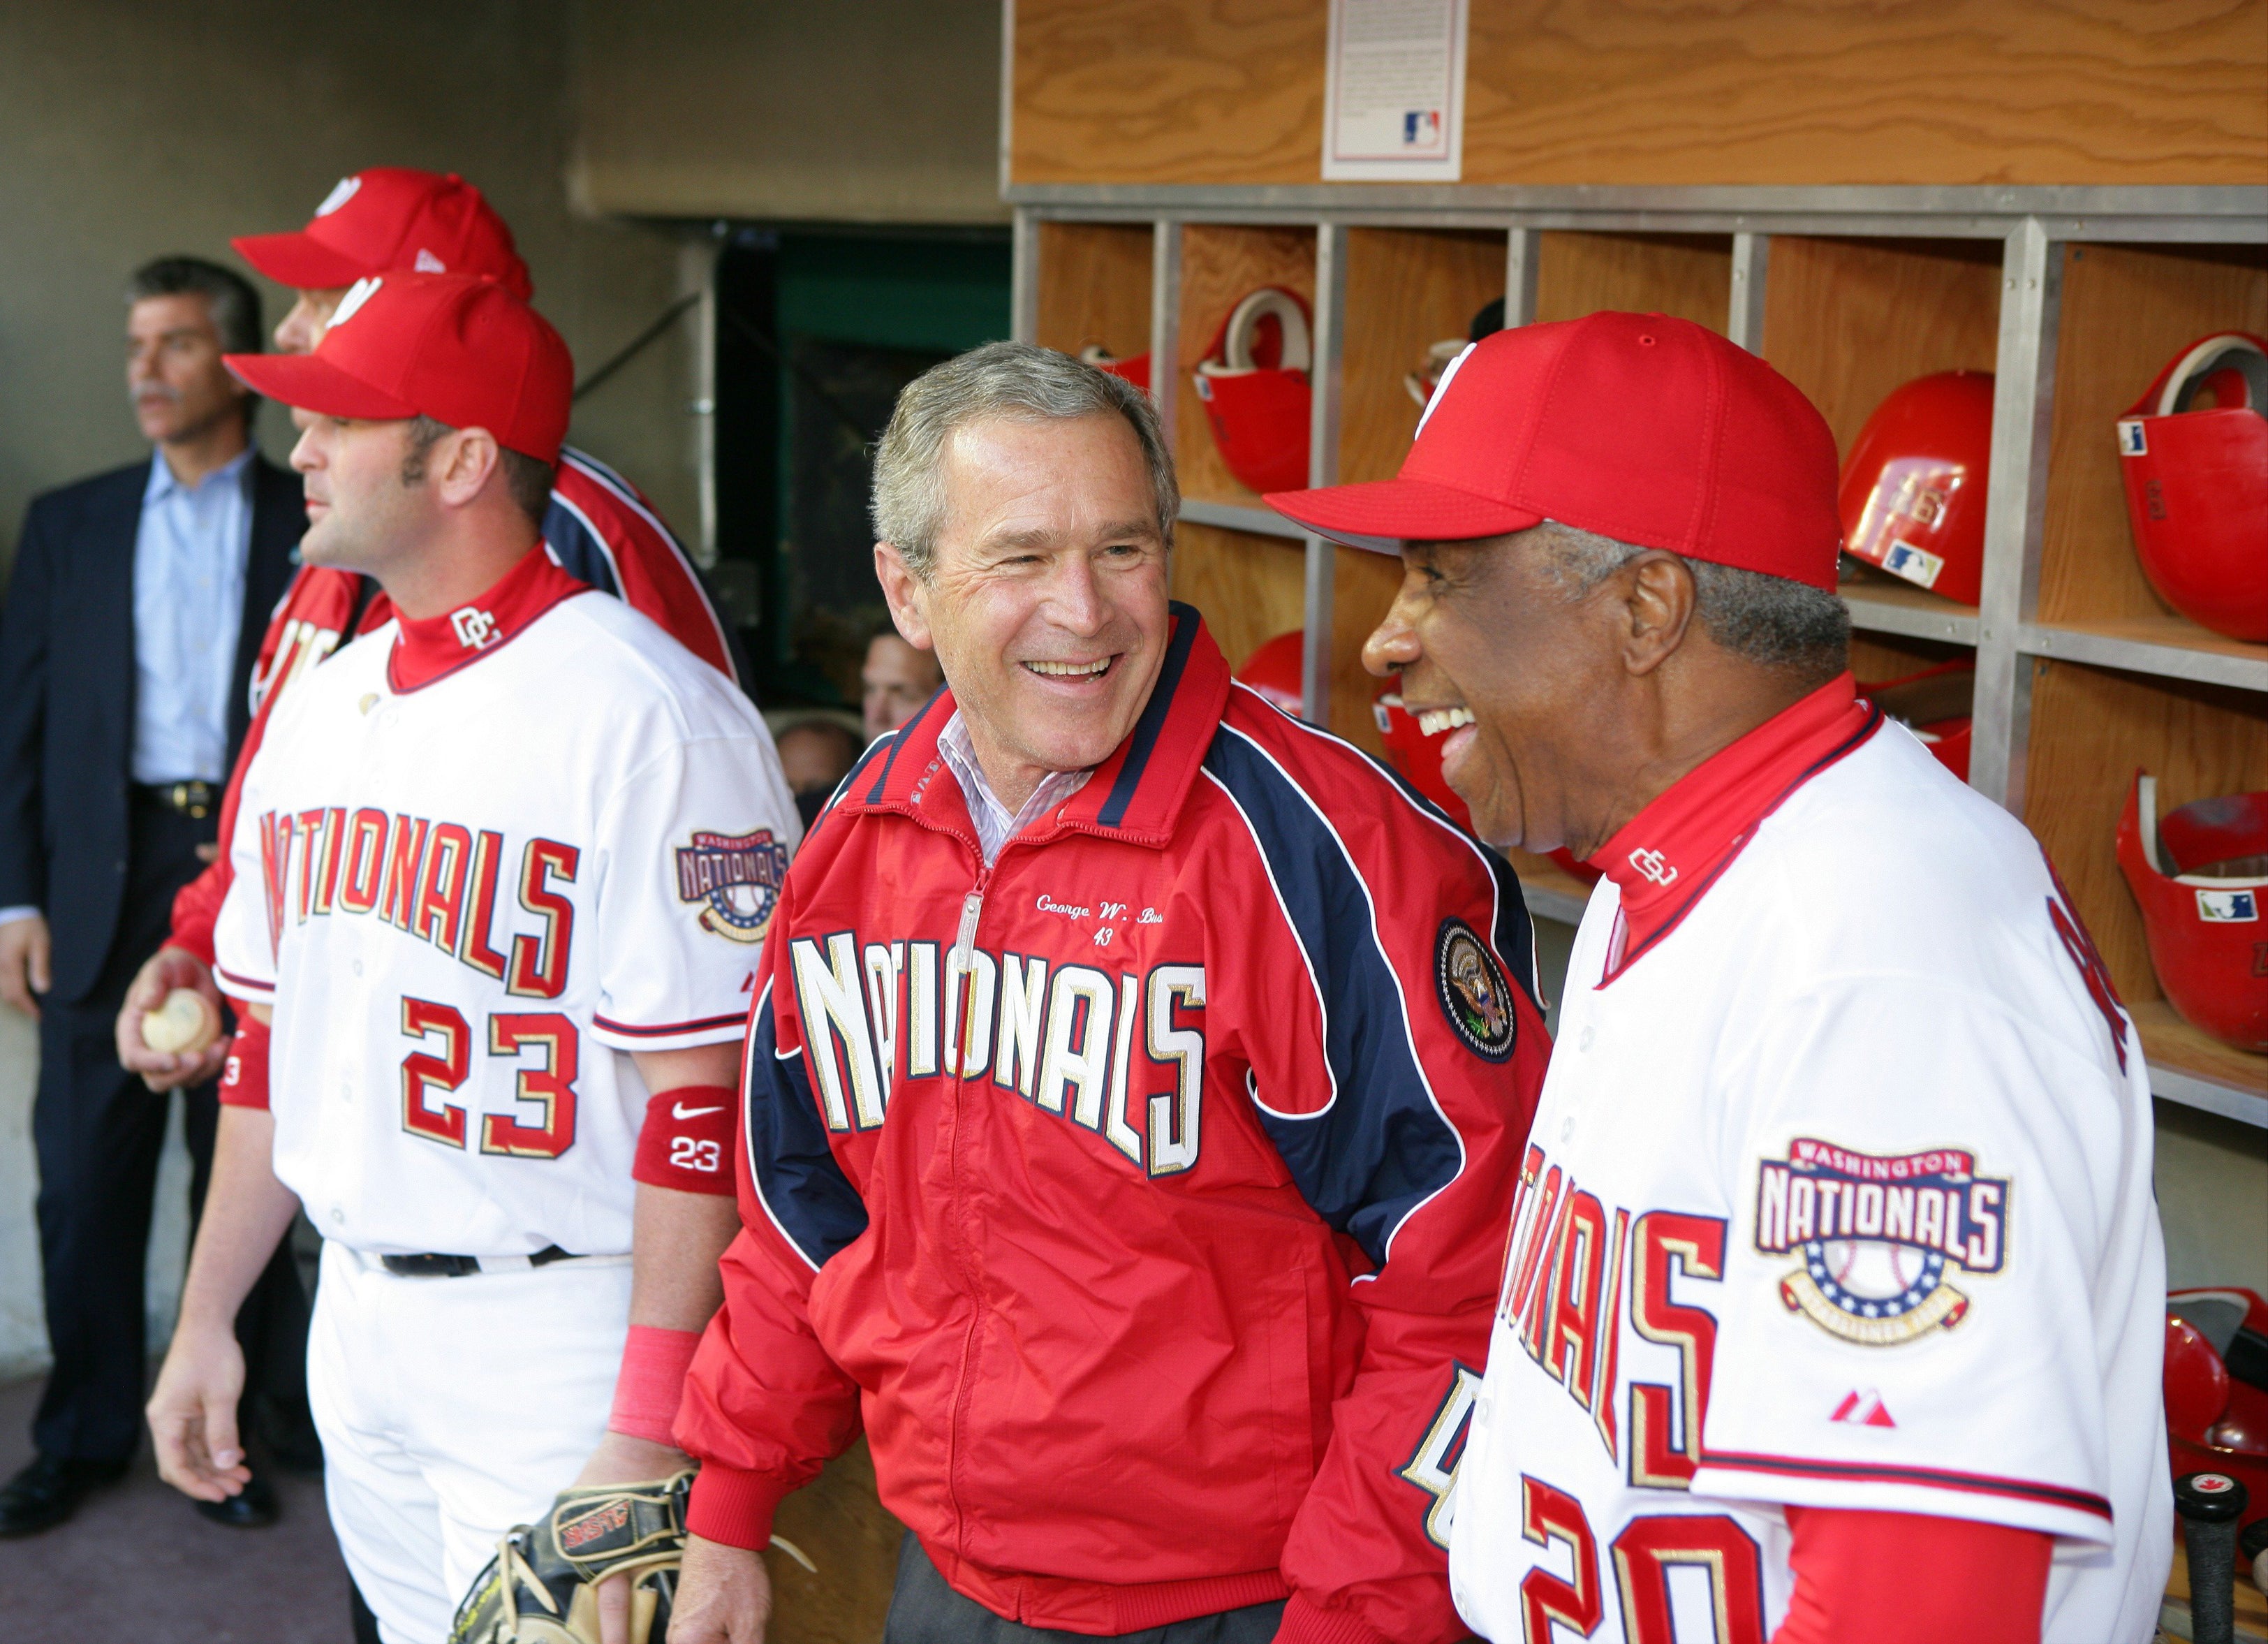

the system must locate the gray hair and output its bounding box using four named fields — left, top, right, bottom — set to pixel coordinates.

left=126, top=256, right=263, bottom=357
left=1533, top=520, right=1850, bottom=681
left=871, top=340, right=1178, bottom=578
